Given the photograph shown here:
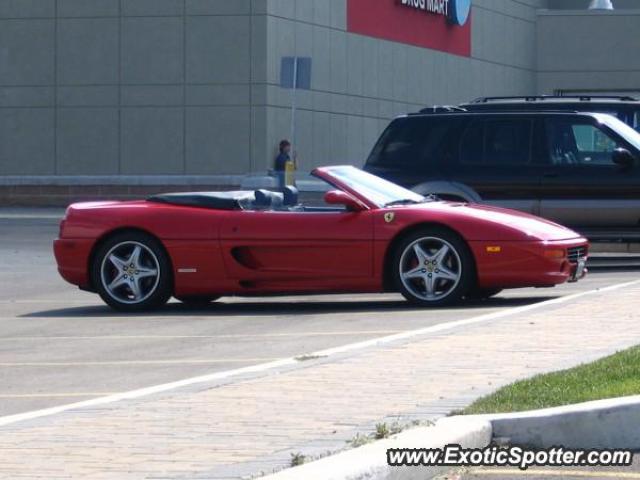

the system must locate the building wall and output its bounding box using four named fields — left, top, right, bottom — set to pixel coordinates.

left=0, top=0, right=268, bottom=177
left=15, top=0, right=634, bottom=183
left=260, top=0, right=546, bottom=171
left=547, top=0, right=638, bottom=9
left=537, top=9, right=640, bottom=94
